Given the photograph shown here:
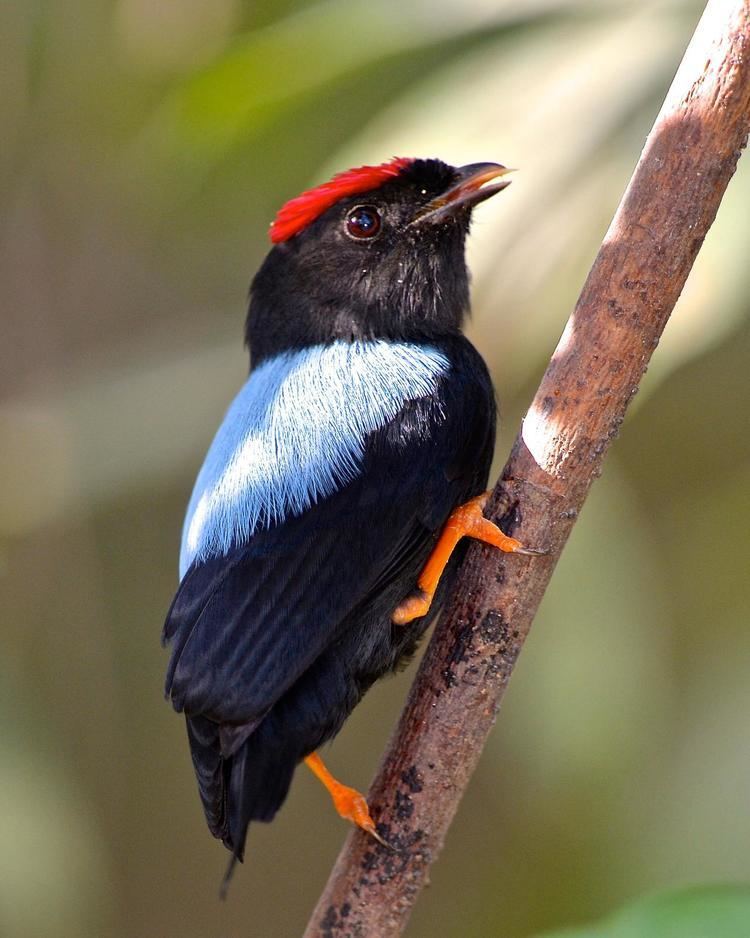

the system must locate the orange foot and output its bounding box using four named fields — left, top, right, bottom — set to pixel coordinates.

left=393, top=492, right=545, bottom=626
left=304, top=752, right=392, bottom=848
